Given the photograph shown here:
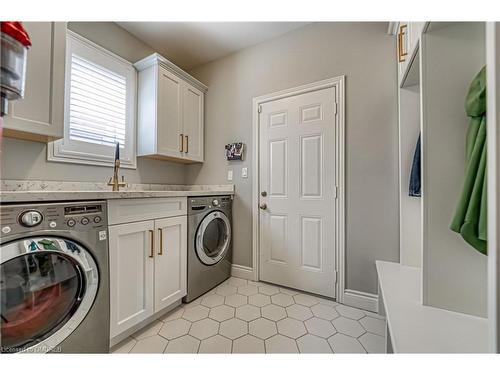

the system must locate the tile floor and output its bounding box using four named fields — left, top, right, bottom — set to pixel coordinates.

left=111, top=277, right=386, bottom=354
